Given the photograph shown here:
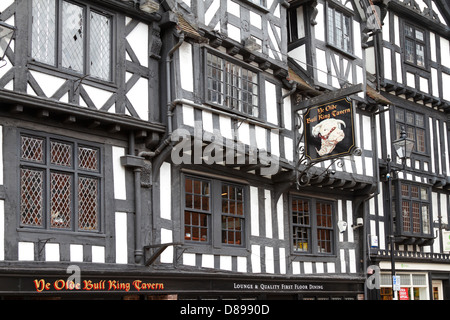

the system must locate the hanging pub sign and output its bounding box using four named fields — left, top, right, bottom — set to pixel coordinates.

left=303, top=97, right=356, bottom=162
